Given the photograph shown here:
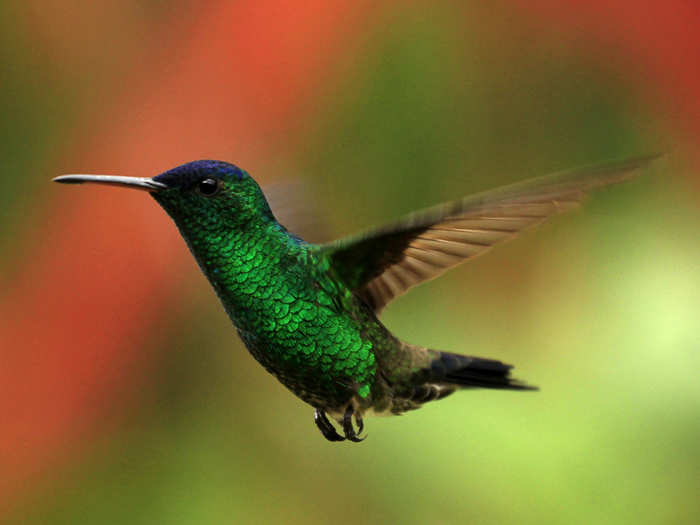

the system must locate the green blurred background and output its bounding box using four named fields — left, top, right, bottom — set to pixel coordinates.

left=2, top=1, right=699, bottom=524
